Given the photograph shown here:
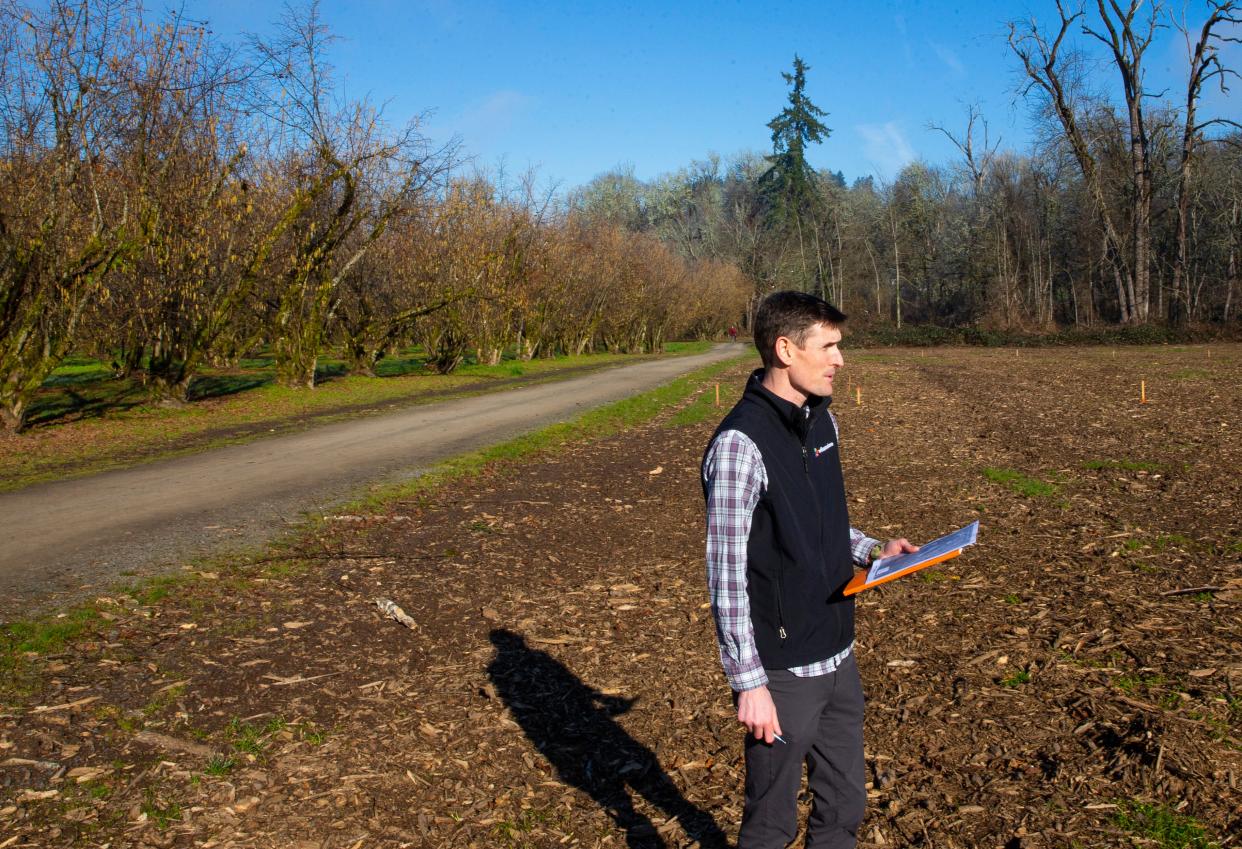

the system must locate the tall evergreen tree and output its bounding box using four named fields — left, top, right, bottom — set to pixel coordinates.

left=759, top=55, right=832, bottom=291
left=760, top=55, right=829, bottom=228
